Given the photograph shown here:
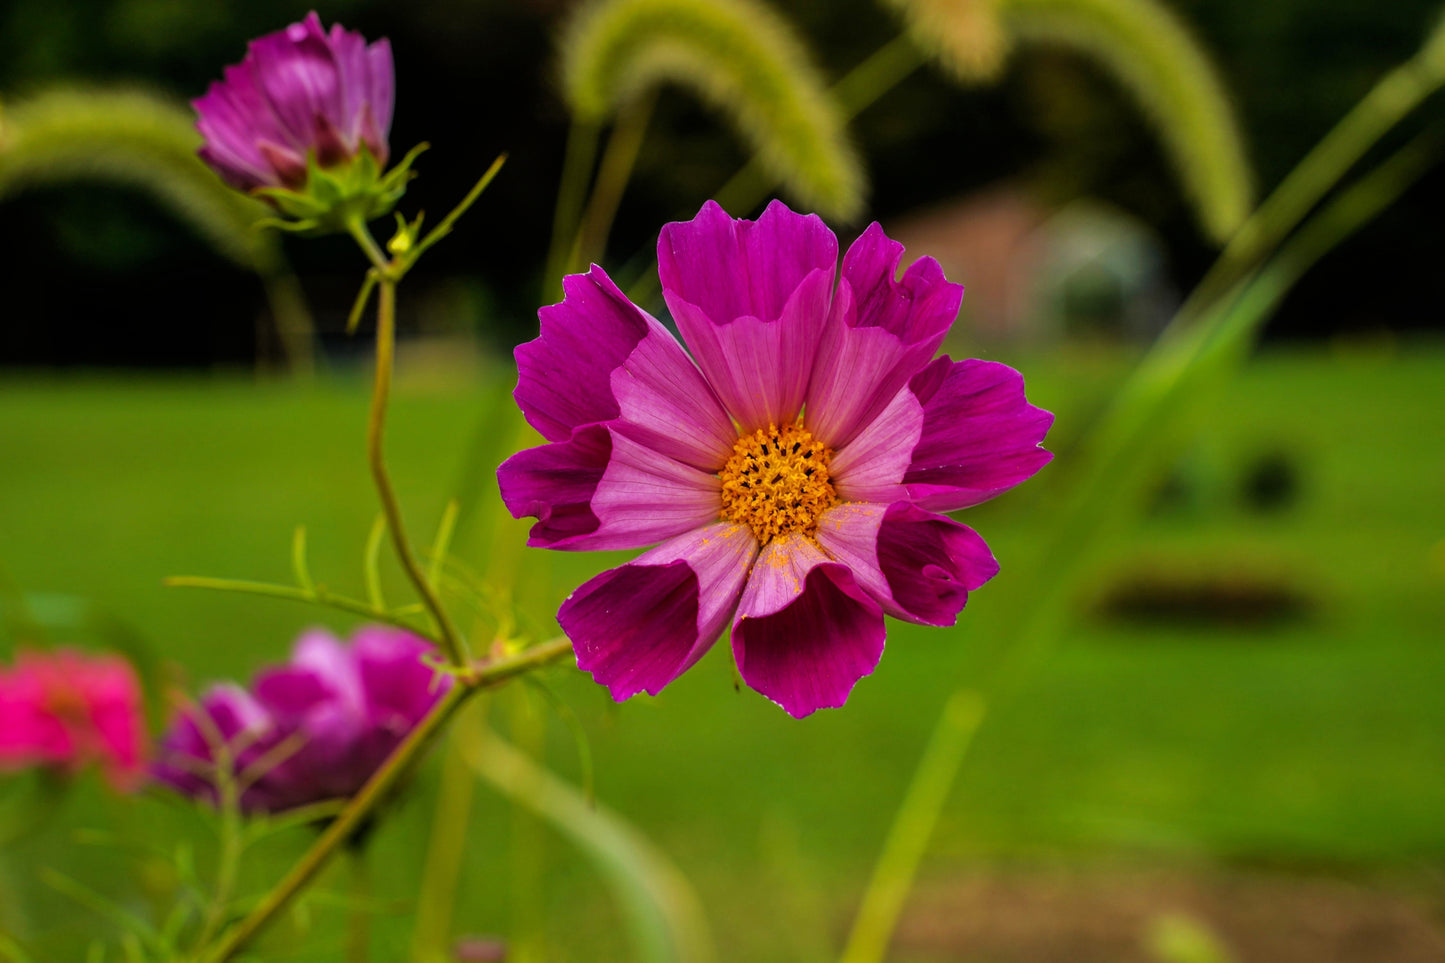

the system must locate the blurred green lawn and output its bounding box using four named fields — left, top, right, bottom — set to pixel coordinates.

left=1, top=341, right=1442, bottom=961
